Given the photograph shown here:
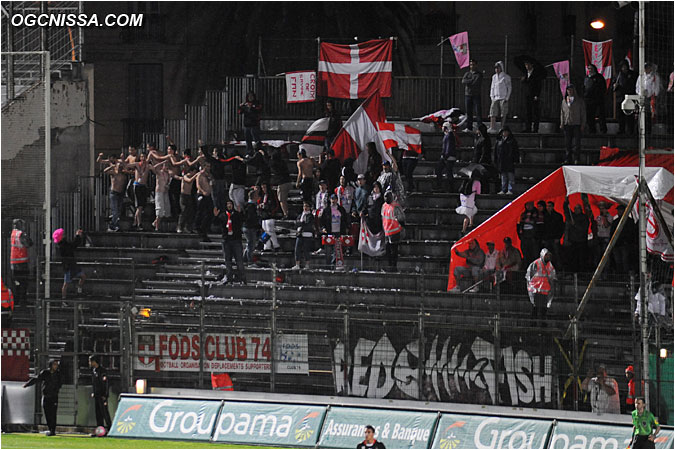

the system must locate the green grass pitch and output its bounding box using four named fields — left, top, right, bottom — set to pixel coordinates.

left=1, top=433, right=280, bottom=449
